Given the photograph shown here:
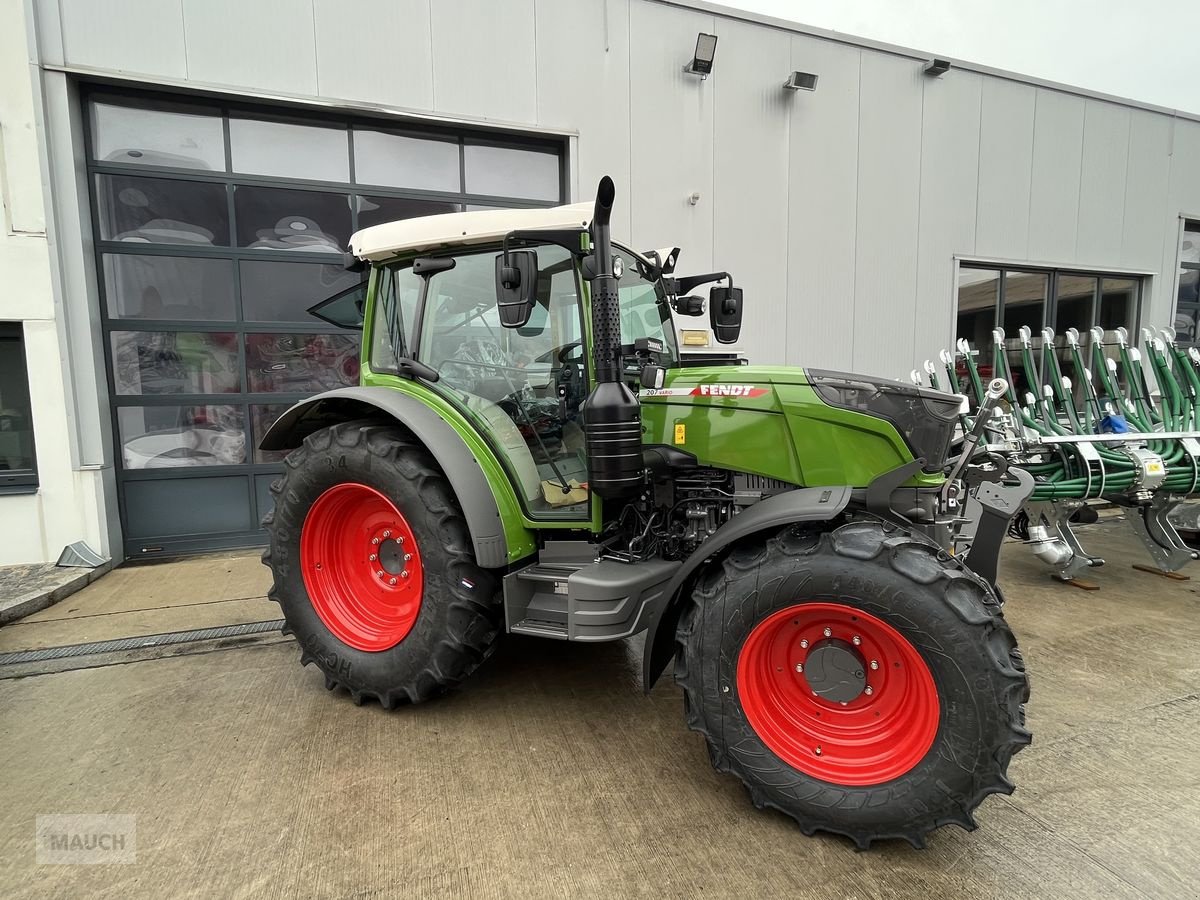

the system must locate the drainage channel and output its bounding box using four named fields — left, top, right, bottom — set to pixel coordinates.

left=0, top=619, right=286, bottom=672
